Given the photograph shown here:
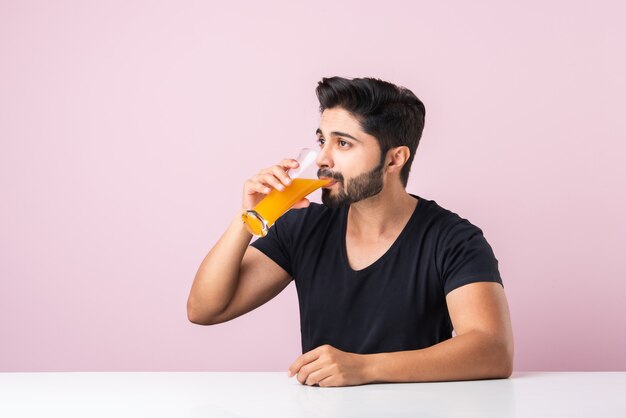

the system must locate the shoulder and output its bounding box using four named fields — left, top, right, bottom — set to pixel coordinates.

left=414, top=195, right=487, bottom=244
